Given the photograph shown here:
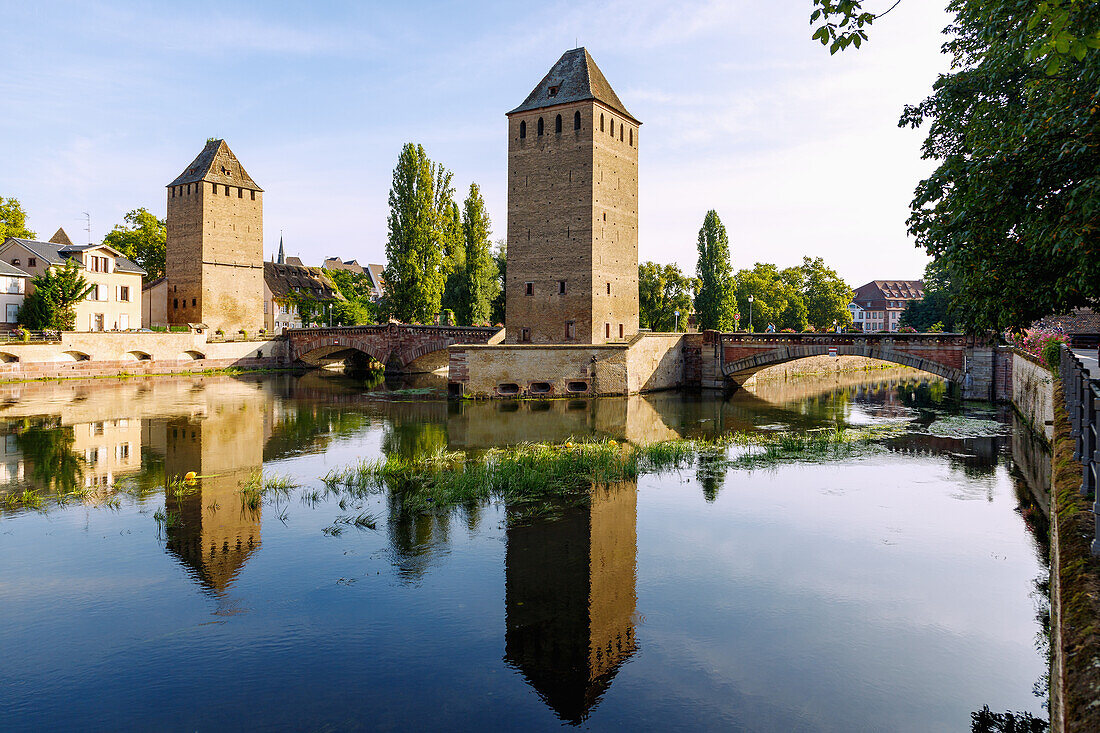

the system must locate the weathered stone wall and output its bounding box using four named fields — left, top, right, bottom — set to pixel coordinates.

left=450, top=333, right=683, bottom=397
left=166, top=177, right=264, bottom=334
left=0, top=332, right=288, bottom=380
left=506, top=99, right=638, bottom=345
left=288, top=325, right=502, bottom=370
left=625, top=333, right=682, bottom=393
left=1011, top=348, right=1055, bottom=441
